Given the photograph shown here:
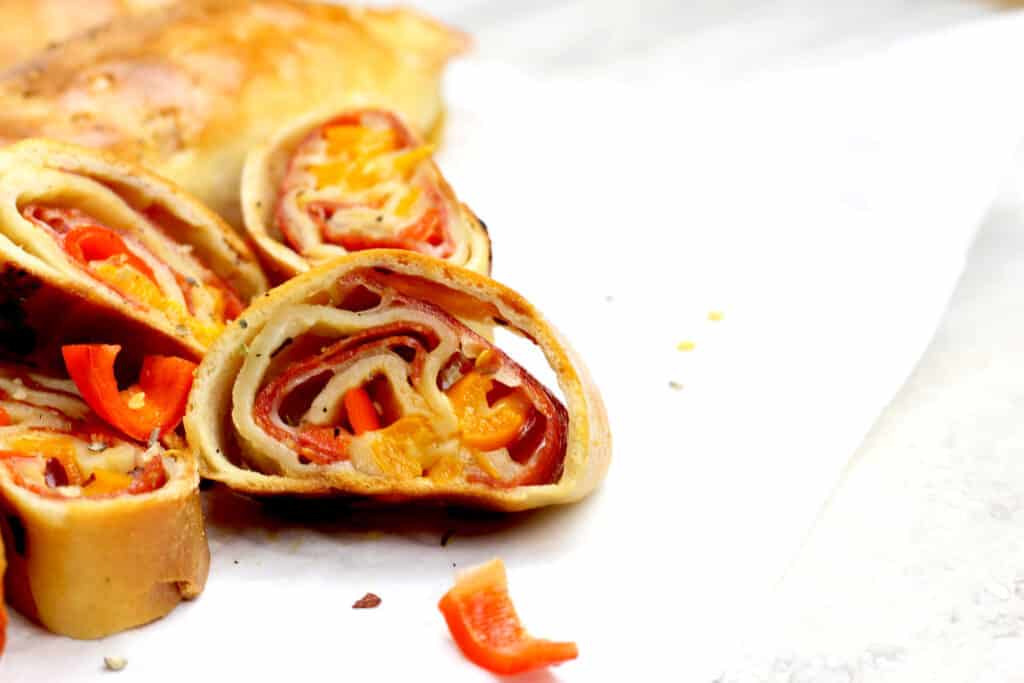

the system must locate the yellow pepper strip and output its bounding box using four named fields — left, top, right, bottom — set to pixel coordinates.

left=82, top=470, right=134, bottom=497
left=446, top=372, right=532, bottom=452
left=91, top=259, right=165, bottom=309
left=311, top=160, right=354, bottom=189
left=324, top=125, right=396, bottom=158
left=369, top=415, right=439, bottom=480
left=394, top=186, right=422, bottom=218
left=388, top=145, right=436, bottom=178
left=92, top=260, right=223, bottom=346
